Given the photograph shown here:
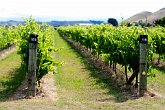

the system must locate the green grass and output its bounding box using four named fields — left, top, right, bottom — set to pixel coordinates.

left=54, top=31, right=124, bottom=109
left=53, top=32, right=165, bottom=109
left=0, top=51, right=26, bottom=101
left=0, top=31, right=165, bottom=110
left=148, top=53, right=165, bottom=96
left=54, top=32, right=165, bottom=110
left=148, top=68, right=165, bottom=96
